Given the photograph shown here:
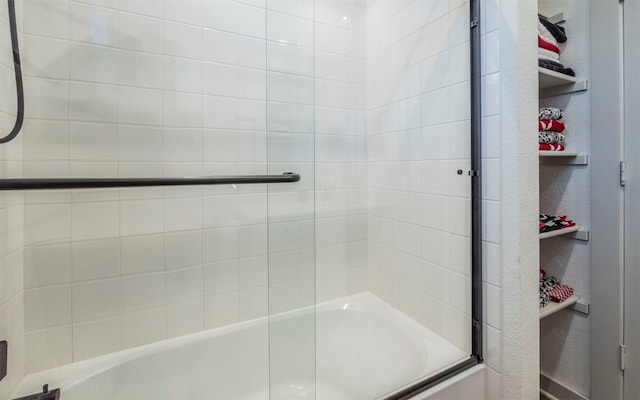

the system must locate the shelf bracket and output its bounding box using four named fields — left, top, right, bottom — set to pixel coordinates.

left=572, top=300, right=590, bottom=315
left=567, top=229, right=590, bottom=241
left=547, top=12, right=566, bottom=25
